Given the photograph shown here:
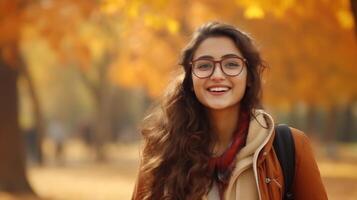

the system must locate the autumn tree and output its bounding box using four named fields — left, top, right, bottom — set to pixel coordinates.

left=21, top=0, right=193, bottom=160
left=17, top=0, right=357, bottom=165
left=0, top=0, right=35, bottom=195
left=23, top=0, right=149, bottom=160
